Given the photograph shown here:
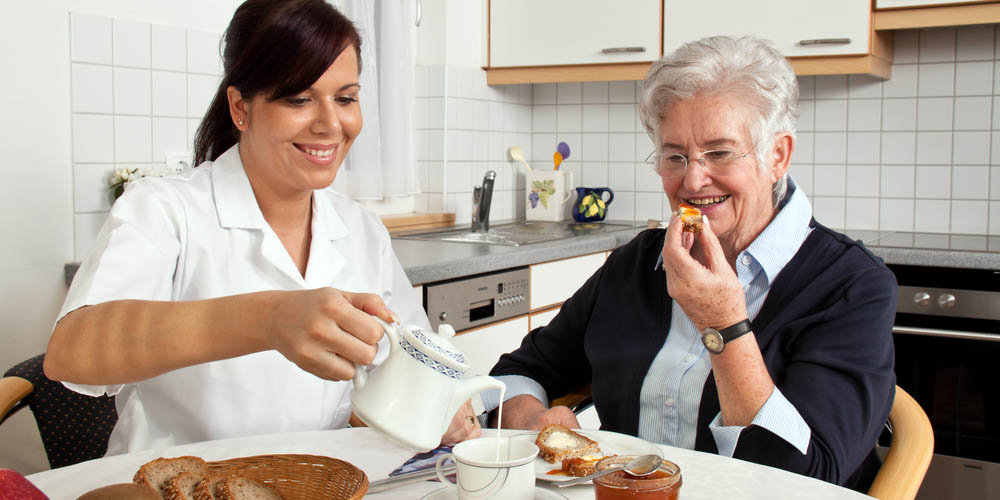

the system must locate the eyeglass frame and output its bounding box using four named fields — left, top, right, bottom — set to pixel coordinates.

left=644, top=144, right=756, bottom=179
